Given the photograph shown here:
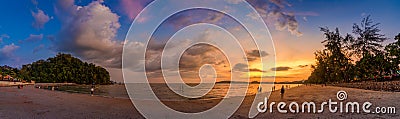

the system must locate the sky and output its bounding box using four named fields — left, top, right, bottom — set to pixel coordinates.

left=0, top=0, right=399, bottom=83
